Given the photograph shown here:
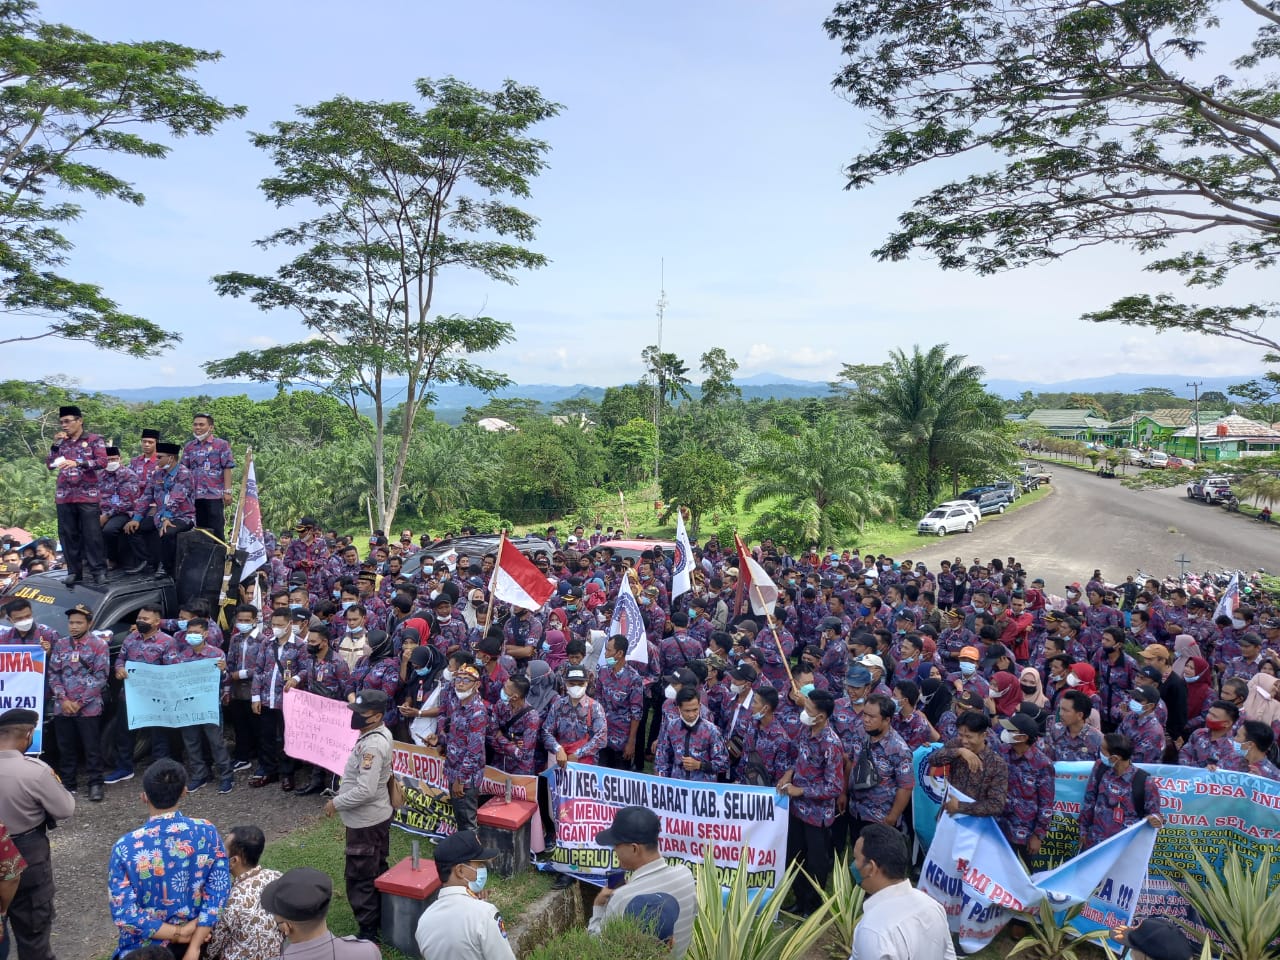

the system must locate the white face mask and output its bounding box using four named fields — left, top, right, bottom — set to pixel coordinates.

left=106, top=461, right=120, bottom=472
left=456, top=687, right=475, bottom=701
left=442, top=668, right=454, bottom=682
left=799, top=710, right=818, bottom=727
left=999, top=729, right=1022, bottom=745
left=1066, top=674, right=1081, bottom=687
left=438, top=615, right=451, bottom=624
left=1232, top=618, right=1245, bottom=630
left=730, top=683, right=746, bottom=696
left=272, top=626, right=289, bottom=640
left=664, top=684, right=677, bottom=701
left=12, top=618, right=33, bottom=632
left=567, top=685, right=587, bottom=699
left=681, top=716, right=699, bottom=728
left=193, top=431, right=209, bottom=442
